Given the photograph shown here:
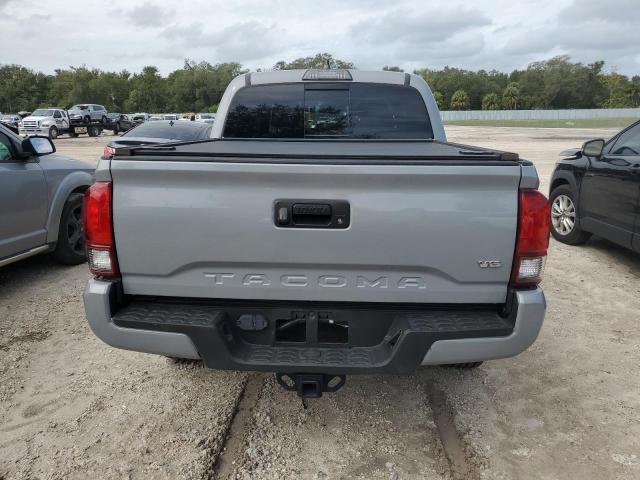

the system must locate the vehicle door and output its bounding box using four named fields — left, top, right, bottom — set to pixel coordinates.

left=0, top=131, right=48, bottom=260
left=580, top=122, right=640, bottom=249
left=120, top=114, right=131, bottom=130
left=53, top=110, right=68, bottom=130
